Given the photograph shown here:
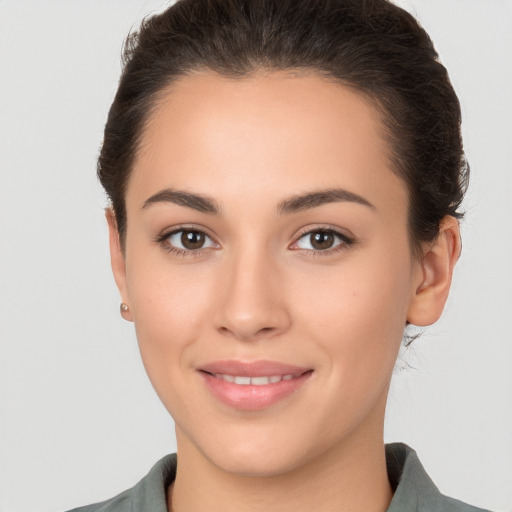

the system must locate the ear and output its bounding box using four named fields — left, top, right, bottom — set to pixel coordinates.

left=106, top=209, right=133, bottom=322
left=407, top=216, right=462, bottom=327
